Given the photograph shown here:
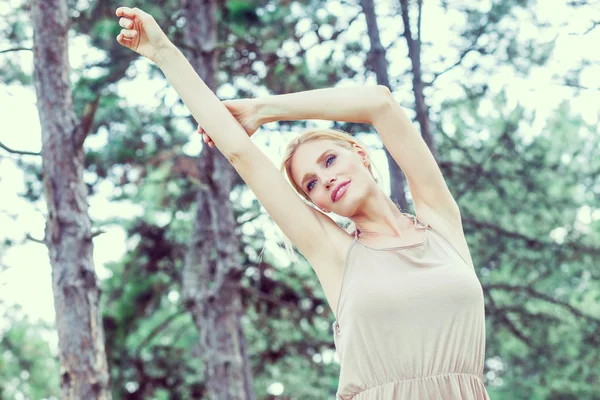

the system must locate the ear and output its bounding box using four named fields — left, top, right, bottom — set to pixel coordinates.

left=351, top=143, right=370, bottom=166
